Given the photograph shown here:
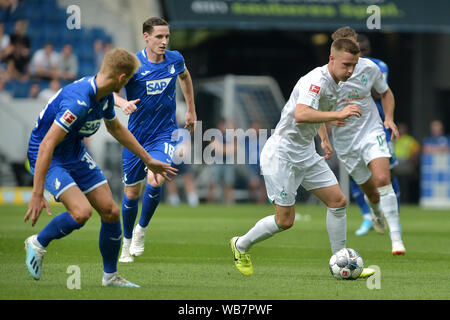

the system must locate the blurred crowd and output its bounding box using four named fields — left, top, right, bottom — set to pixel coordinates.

left=0, top=0, right=113, bottom=102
